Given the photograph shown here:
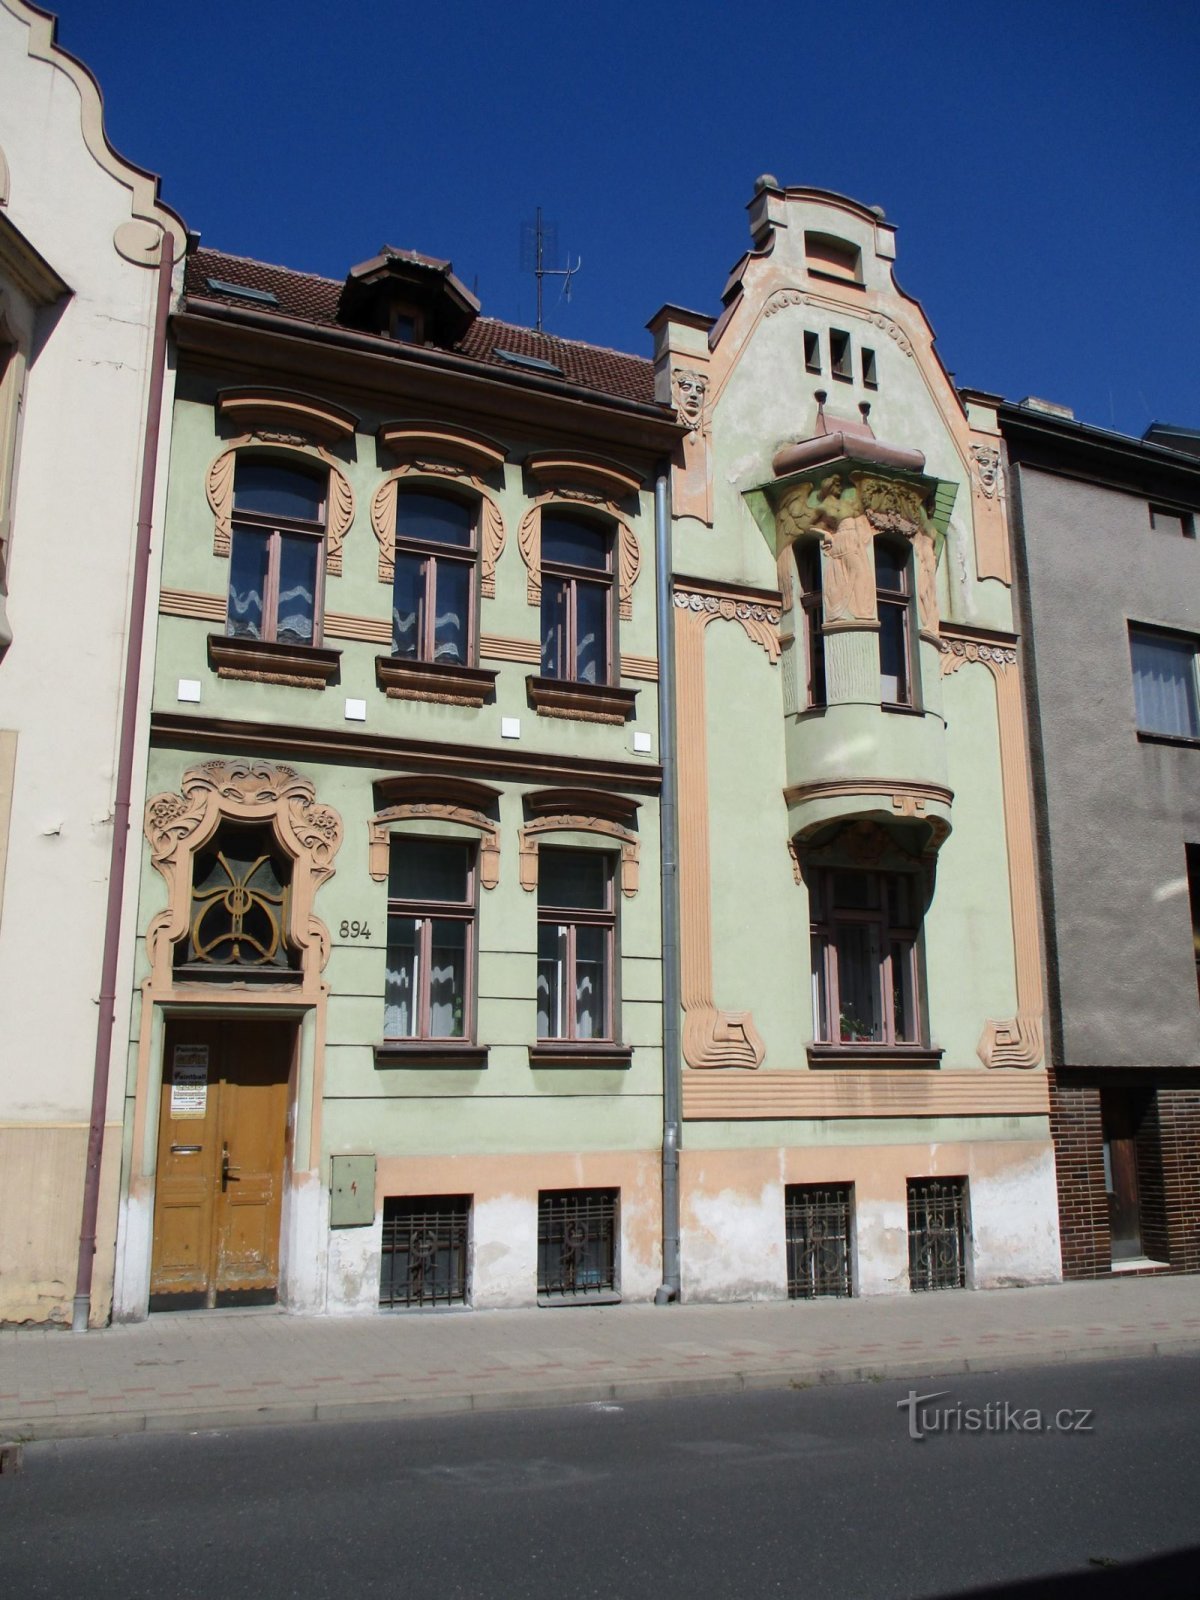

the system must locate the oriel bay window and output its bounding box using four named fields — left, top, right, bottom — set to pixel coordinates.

left=540, top=512, right=612, bottom=684
left=810, top=867, right=923, bottom=1048
left=392, top=491, right=475, bottom=665
left=537, top=849, right=614, bottom=1041
left=876, top=540, right=914, bottom=707
left=228, top=459, right=326, bottom=645
left=385, top=838, right=476, bottom=1040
